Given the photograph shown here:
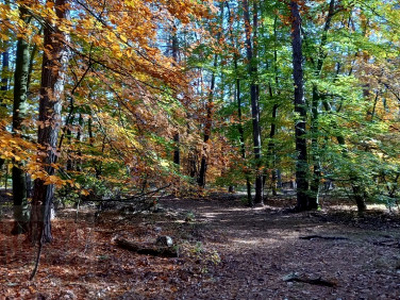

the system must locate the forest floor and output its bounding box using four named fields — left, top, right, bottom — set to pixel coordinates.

left=1, top=193, right=400, bottom=299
